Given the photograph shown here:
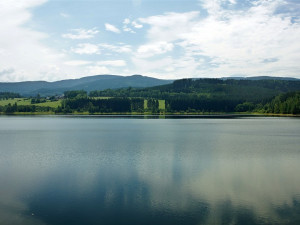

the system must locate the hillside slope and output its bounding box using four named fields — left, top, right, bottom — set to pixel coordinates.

left=0, top=75, right=173, bottom=96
